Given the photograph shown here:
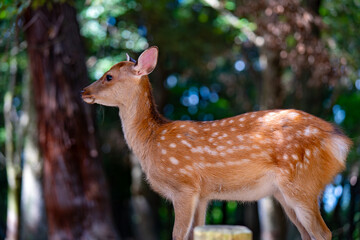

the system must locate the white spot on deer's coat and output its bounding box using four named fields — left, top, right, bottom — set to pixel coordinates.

left=167, top=167, right=172, bottom=172
left=189, top=127, right=198, bottom=133
left=220, top=152, right=226, bottom=157
left=283, top=154, right=288, bottom=160
left=185, top=165, right=193, bottom=171
left=288, top=112, right=299, bottom=119
left=212, top=132, right=219, bottom=137
left=296, top=162, right=302, bottom=169
left=212, top=123, right=217, bottom=127
left=176, top=134, right=182, bottom=138
left=304, top=127, right=311, bottom=136
left=162, top=129, right=167, bottom=134
left=304, top=127, right=318, bottom=137
left=251, top=113, right=256, bottom=118
left=179, top=168, right=191, bottom=176
left=229, top=120, right=234, bottom=123
left=240, top=159, right=250, bottom=163
left=181, top=140, right=192, bottom=148
left=169, top=143, right=176, bottom=148
left=180, top=125, right=186, bottom=128
left=289, top=163, right=294, bottom=170
left=215, top=162, right=225, bottom=167
left=226, top=149, right=234, bottom=154
left=160, top=136, right=165, bottom=140
left=230, top=128, right=236, bottom=131
left=239, top=117, right=245, bottom=122
left=203, top=146, right=218, bottom=156
left=204, top=128, right=210, bottom=131
left=169, top=157, right=179, bottom=165
left=237, top=135, right=244, bottom=141
left=263, top=112, right=278, bottom=123
left=292, top=154, right=299, bottom=160
left=227, top=140, right=233, bottom=145
left=217, top=146, right=225, bottom=151
left=305, top=149, right=311, bottom=157
left=222, top=133, right=228, bottom=138
left=161, top=149, right=167, bottom=155
left=191, top=146, right=204, bottom=154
